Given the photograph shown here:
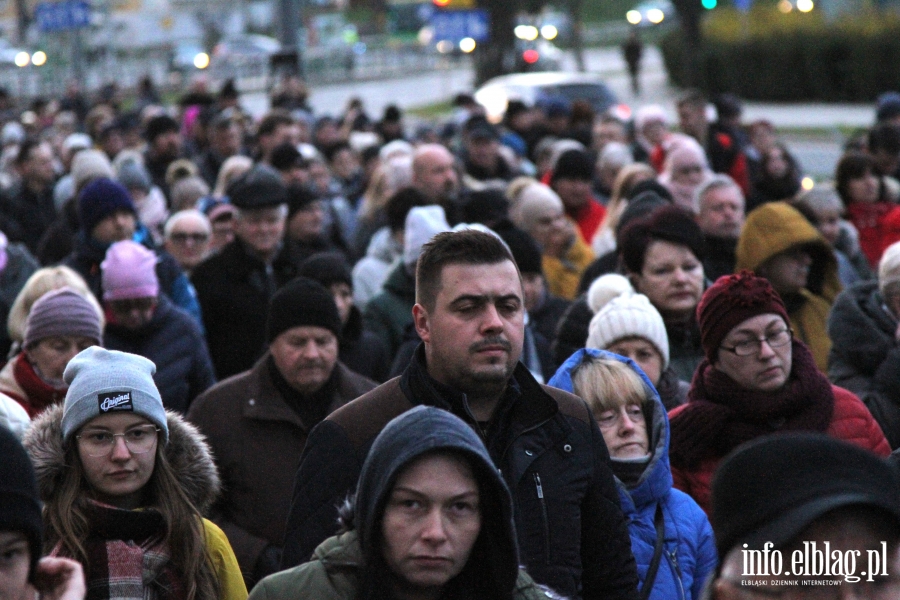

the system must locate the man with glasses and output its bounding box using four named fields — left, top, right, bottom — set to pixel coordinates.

left=102, top=240, right=214, bottom=414
left=708, top=433, right=900, bottom=600
left=667, top=271, right=889, bottom=515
